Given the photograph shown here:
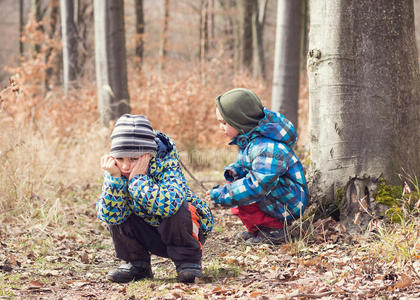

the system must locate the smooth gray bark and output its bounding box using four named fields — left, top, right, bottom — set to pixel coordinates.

left=308, top=0, right=420, bottom=205
left=94, top=0, right=130, bottom=126
left=60, top=0, right=78, bottom=94
left=271, top=0, right=302, bottom=128
left=252, top=0, right=267, bottom=79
